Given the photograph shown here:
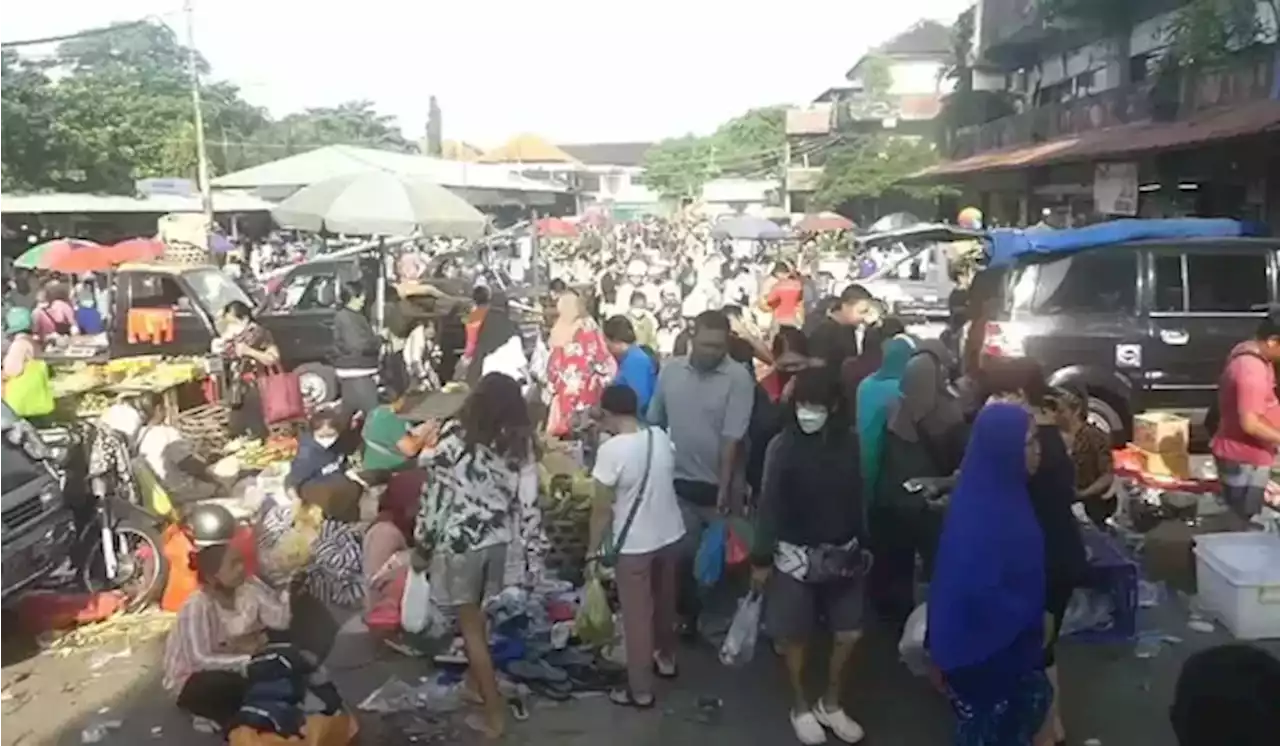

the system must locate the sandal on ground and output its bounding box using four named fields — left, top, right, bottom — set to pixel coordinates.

left=525, top=679, right=572, bottom=701
left=608, top=688, right=655, bottom=709
left=508, top=696, right=530, bottom=721
left=814, top=701, right=864, bottom=744
left=652, top=653, right=678, bottom=679
left=791, top=710, right=827, bottom=745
